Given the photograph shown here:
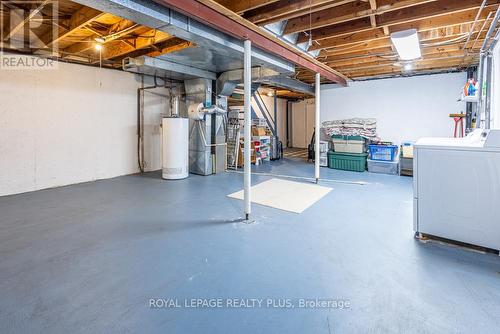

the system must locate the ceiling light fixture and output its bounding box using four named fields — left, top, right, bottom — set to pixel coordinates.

left=94, top=37, right=105, bottom=43
left=95, top=43, right=103, bottom=51
left=390, top=29, right=421, bottom=61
